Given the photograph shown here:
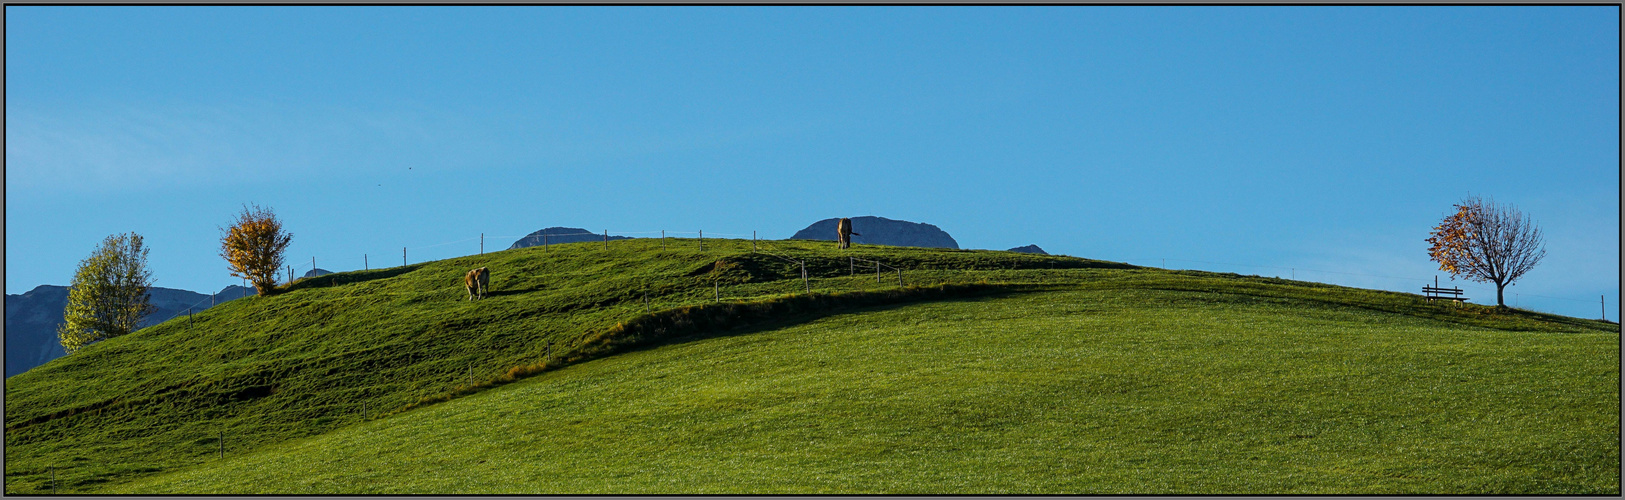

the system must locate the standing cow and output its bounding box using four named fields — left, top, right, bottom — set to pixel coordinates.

left=465, top=267, right=490, bottom=300
left=836, top=218, right=860, bottom=249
